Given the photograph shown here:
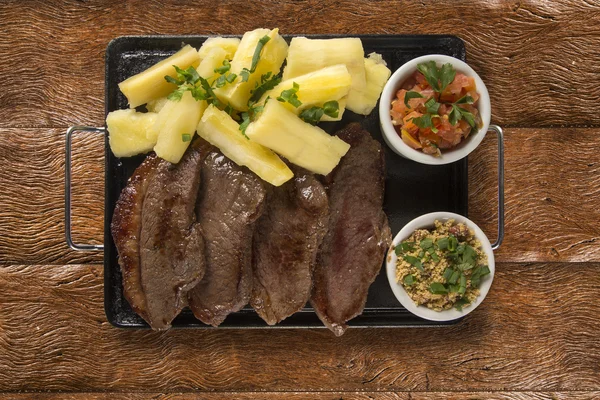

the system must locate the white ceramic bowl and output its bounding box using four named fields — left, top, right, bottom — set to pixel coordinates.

left=379, top=55, right=491, bottom=165
left=386, top=212, right=495, bottom=321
